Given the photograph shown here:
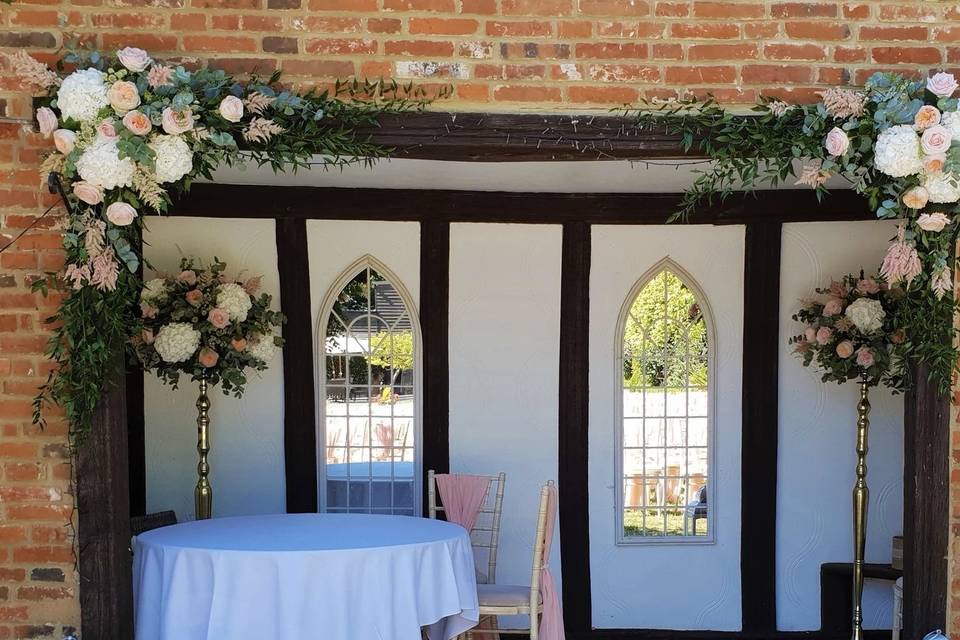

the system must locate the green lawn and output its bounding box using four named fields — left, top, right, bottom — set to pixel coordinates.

left=624, top=509, right=709, bottom=537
